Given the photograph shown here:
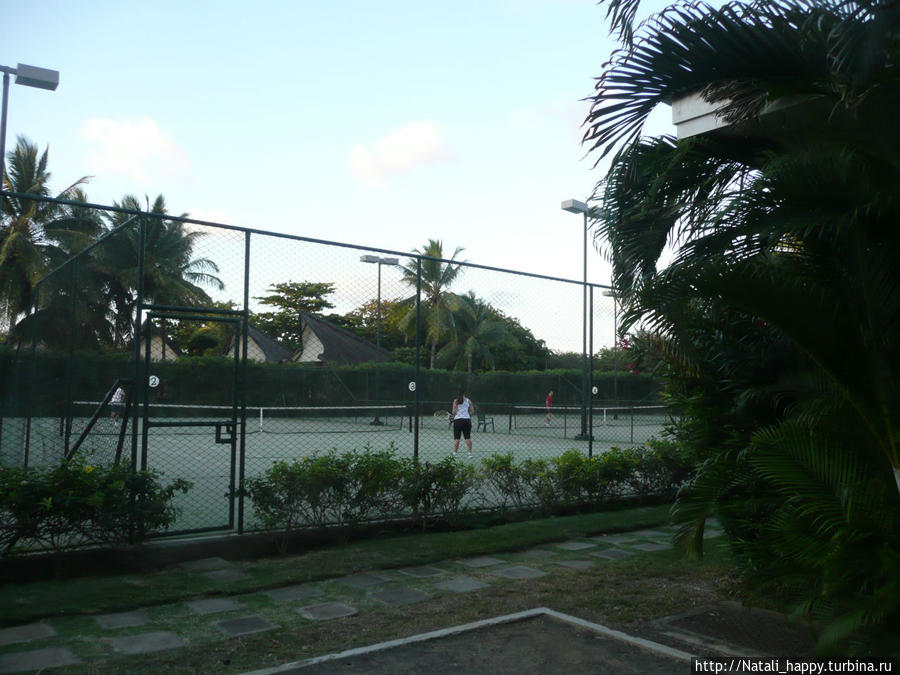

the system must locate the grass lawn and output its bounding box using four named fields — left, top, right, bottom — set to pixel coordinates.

left=0, top=505, right=741, bottom=673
